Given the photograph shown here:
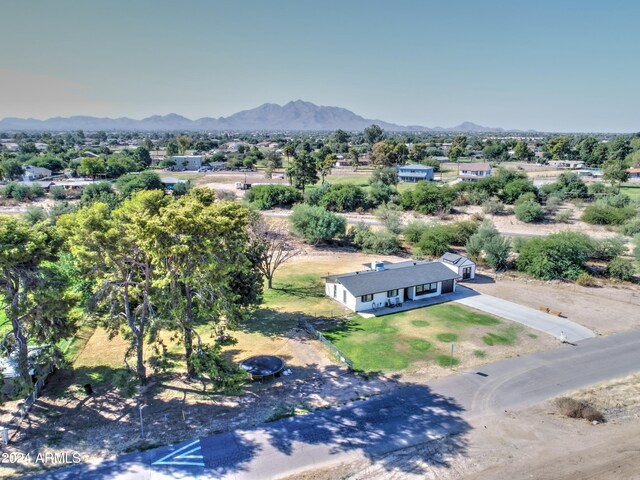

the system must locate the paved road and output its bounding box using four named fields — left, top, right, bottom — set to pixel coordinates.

left=454, top=287, right=596, bottom=343
left=29, top=329, right=640, bottom=480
